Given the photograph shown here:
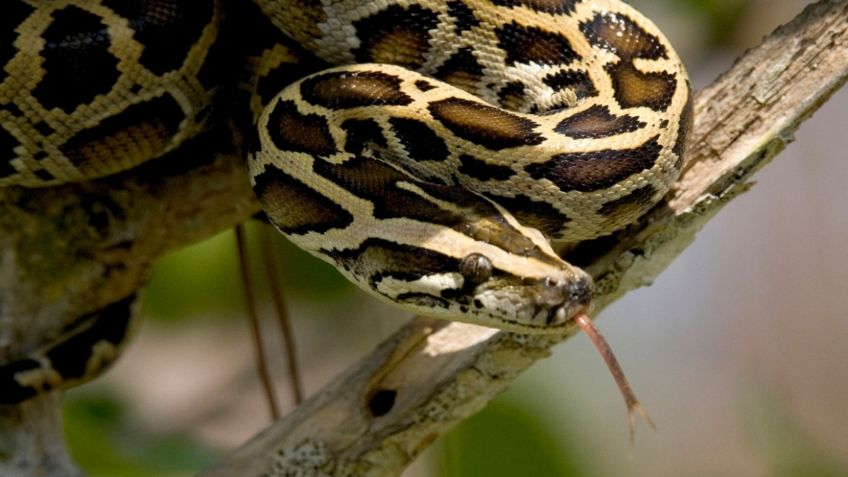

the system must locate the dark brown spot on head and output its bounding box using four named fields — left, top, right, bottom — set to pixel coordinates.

left=581, top=12, right=668, bottom=60
left=458, top=154, right=516, bottom=181
left=352, top=5, right=439, bottom=69
left=267, top=99, right=336, bottom=157
left=526, top=137, right=662, bottom=192
left=314, top=157, right=556, bottom=264
left=311, top=155, right=445, bottom=222
left=325, top=239, right=456, bottom=290
left=555, top=105, right=646, bottom=139
left=435, top=47, right=483, bottom=92
left=496, top=22, right=581, bottom=67
left=491, top=0, right=579, bottom=15
left=389, top=117, right=450, bottom=162
left=300, top=70, right=412, bottom=109
left=607, top=62, right=677, bottom=111
left=429, top=98, right=543, bottom=150
left=253, top=164, right=354, bottom=235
